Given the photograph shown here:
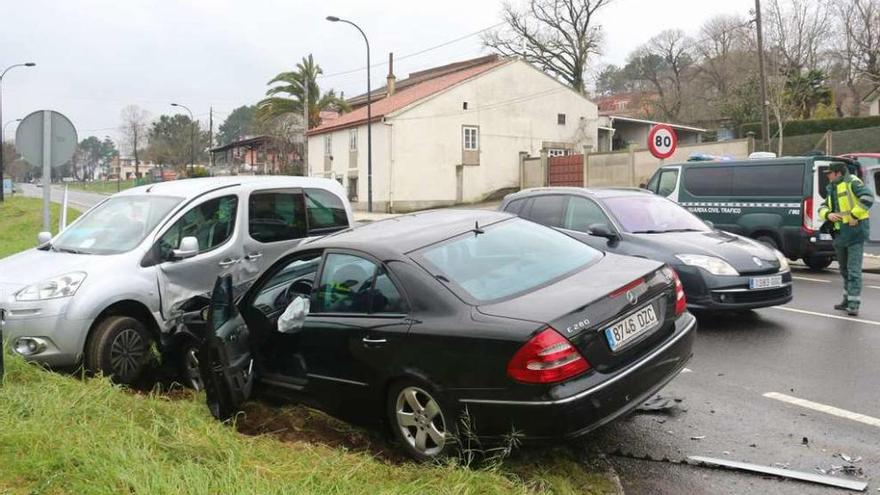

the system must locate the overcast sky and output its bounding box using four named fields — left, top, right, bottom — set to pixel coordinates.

left=2, top=0, right=754, bottom=144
